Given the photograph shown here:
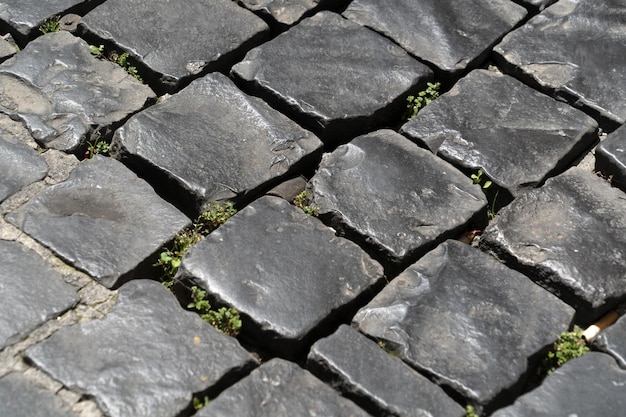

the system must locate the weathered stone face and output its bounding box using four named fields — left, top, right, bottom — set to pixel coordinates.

left=235, top=0, right=323, bottom=26
left=596, top=123, right=626, bottom=193
left=0, top=372, right=77, bottom=417
left=25, top=280, right=255, bottom=417
left=0, top=135, right=47, bottom=202
left=594, top=314, right=626, bottom=369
